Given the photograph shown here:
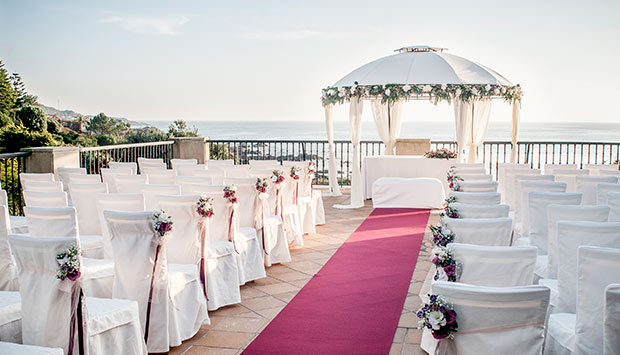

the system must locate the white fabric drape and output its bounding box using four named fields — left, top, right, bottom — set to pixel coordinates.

left=453, top=99, right=492, bottom=163
left=335, top=97, right=364, bottom=208
left=324, top=104, right=341, bottom=196
left=370, top=100, right=403, bottom=155
left=511, top=102, right=521, bottom=163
